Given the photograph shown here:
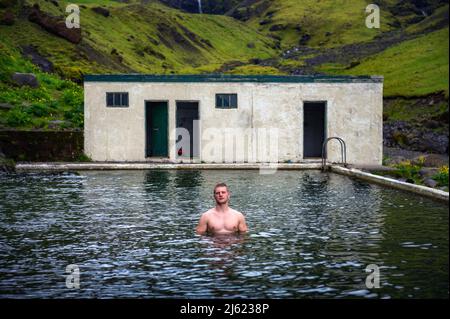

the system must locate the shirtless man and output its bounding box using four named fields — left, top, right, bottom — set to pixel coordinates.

left=196, top=183, right=248, bottom=235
